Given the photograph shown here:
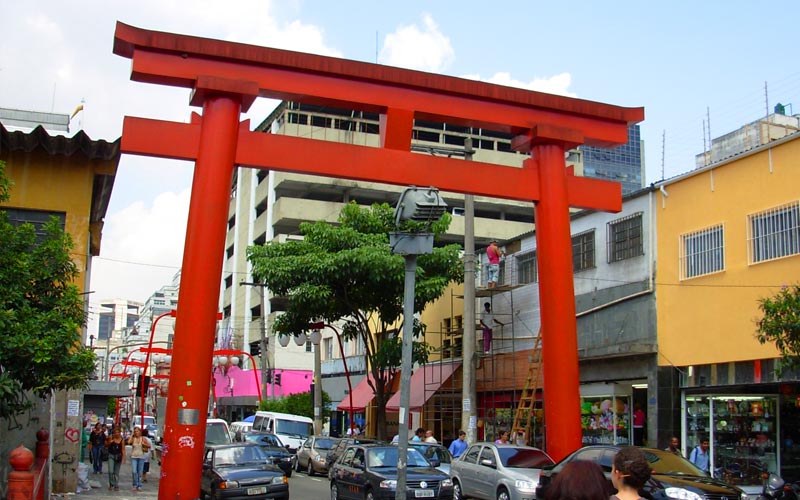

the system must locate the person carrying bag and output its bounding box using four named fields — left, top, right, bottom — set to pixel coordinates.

left=105, top=427, right=125, bottom=491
